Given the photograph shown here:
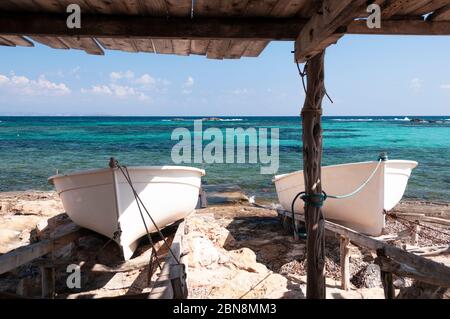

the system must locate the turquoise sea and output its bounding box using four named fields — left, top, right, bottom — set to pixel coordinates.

left=0, top=116, right=449, bottom=202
